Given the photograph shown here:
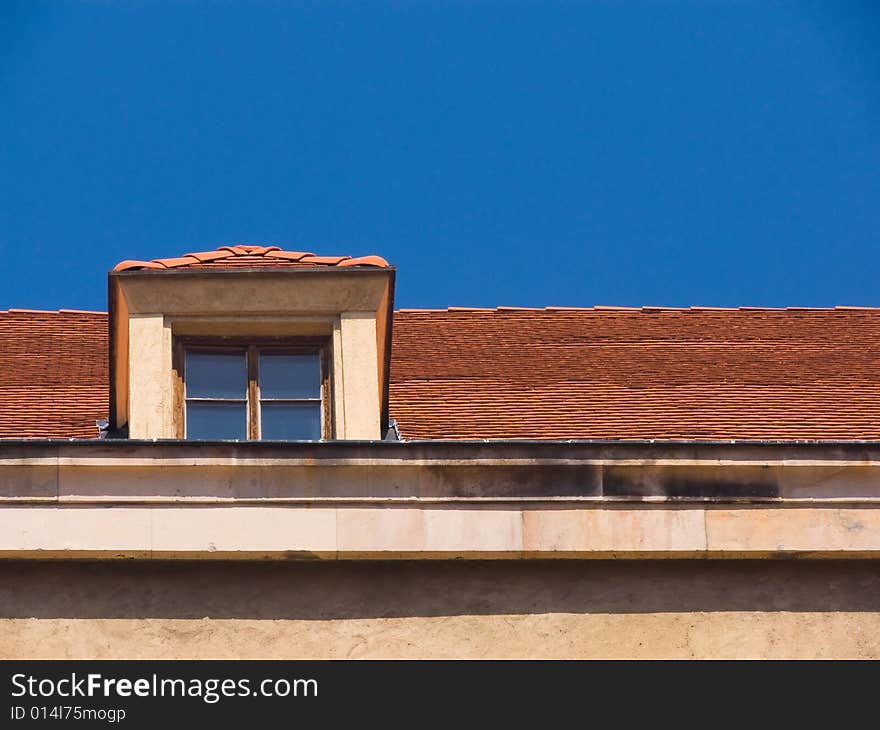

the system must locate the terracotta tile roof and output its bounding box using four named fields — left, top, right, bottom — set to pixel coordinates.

left=389, top=307, right=880, bottom=441
left=0, top=310, right=108, bottom=439
left=3, top=306, right=880, bottom=441
left=113, top=245, right=389, bottom=272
